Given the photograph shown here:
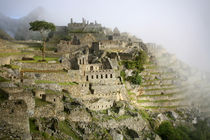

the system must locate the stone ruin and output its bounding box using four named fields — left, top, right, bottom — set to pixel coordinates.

left=68, top=18, right=103, bottom=33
